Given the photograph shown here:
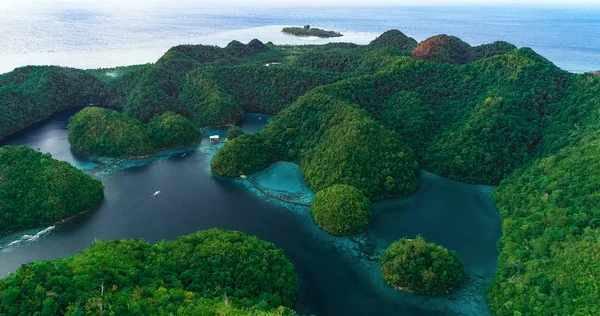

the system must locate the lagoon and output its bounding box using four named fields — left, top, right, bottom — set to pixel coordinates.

left=0, top=108, right=501, bottom=316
